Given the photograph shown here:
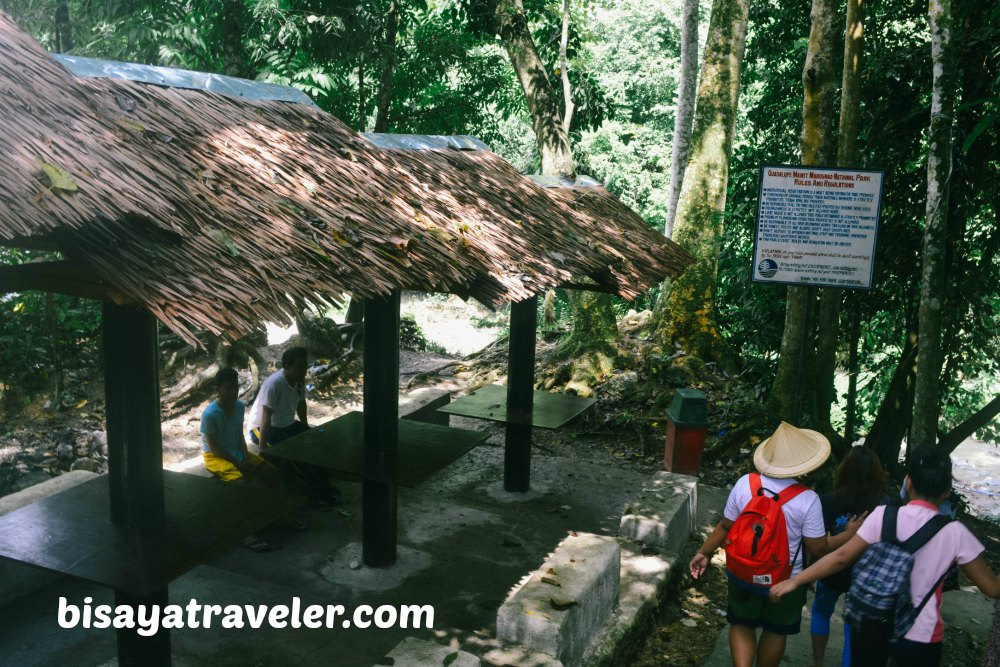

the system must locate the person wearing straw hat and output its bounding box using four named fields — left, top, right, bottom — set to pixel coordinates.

left=689, top=422, right=862, bottom=667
